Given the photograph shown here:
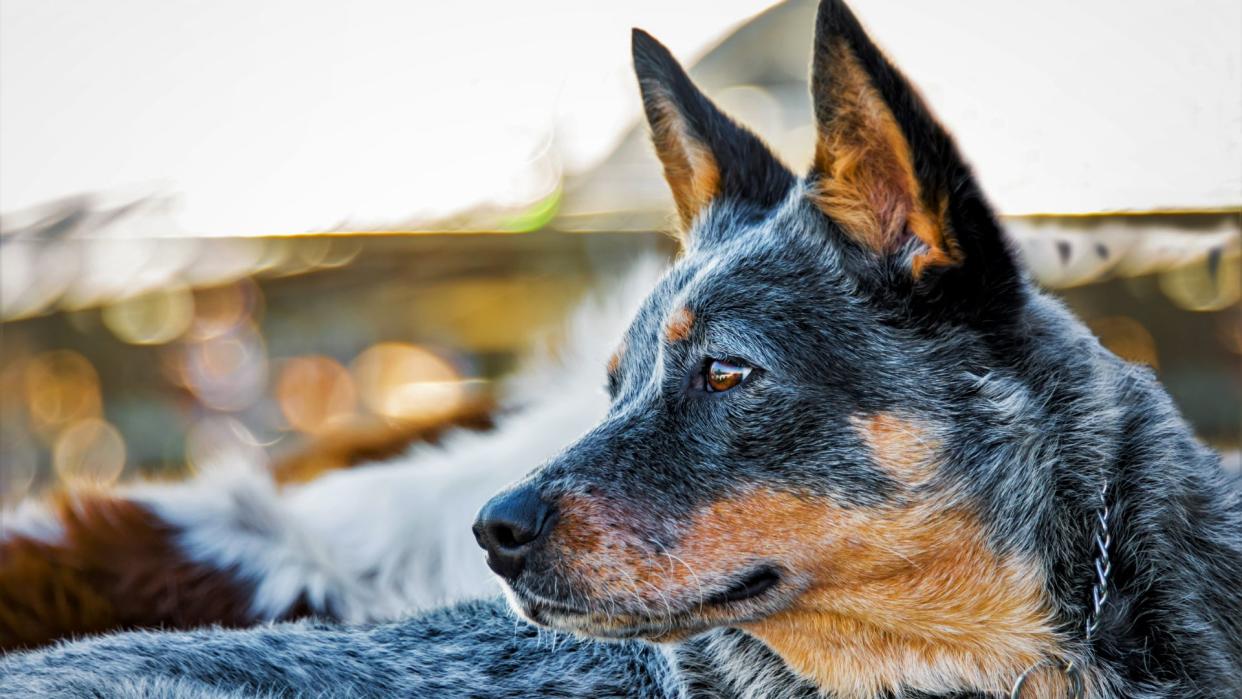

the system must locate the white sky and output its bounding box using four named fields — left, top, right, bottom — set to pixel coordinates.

left=2, top=0, right=1240, bottom=237
left=1, top=1, right=771, bottom=235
